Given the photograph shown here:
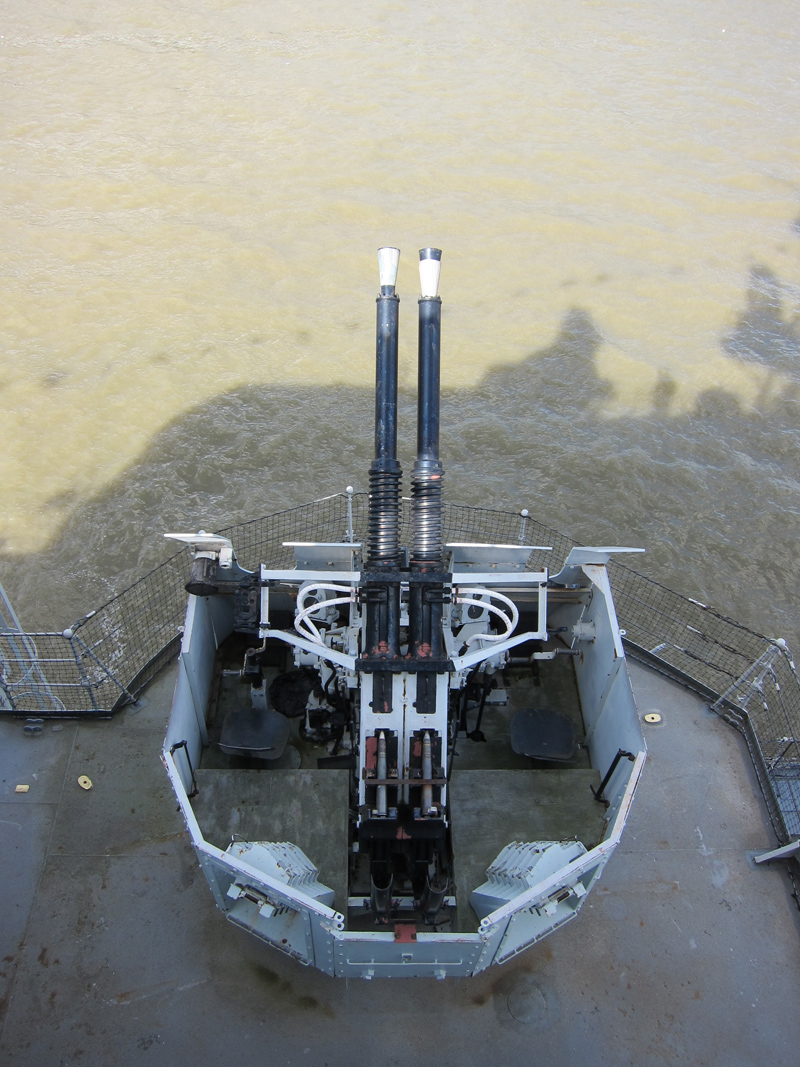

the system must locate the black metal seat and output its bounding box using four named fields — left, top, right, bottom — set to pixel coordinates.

left=218, top=706, right=290, bottom=760
left=510, top=707, right=577, bottom=763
